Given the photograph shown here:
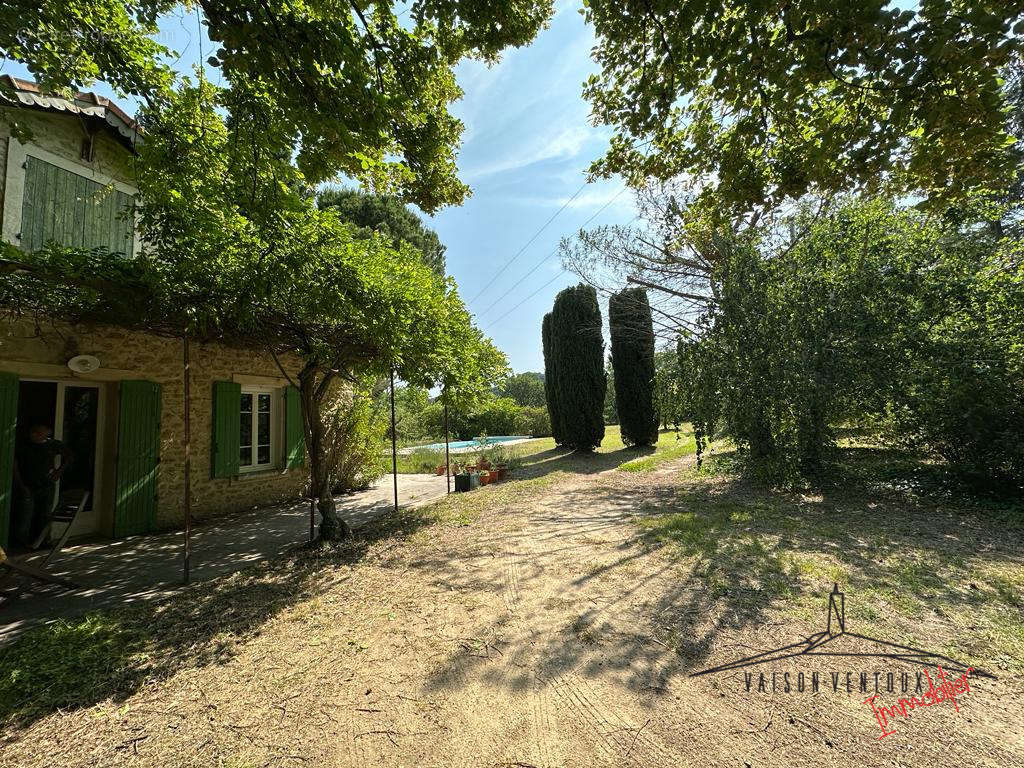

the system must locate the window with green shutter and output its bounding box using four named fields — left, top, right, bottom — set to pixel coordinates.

left=19, top=155, right=135, bottom=256
left=284, top=386, right=305, bottom=469
left=211, top=381, right=241, bottom=478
